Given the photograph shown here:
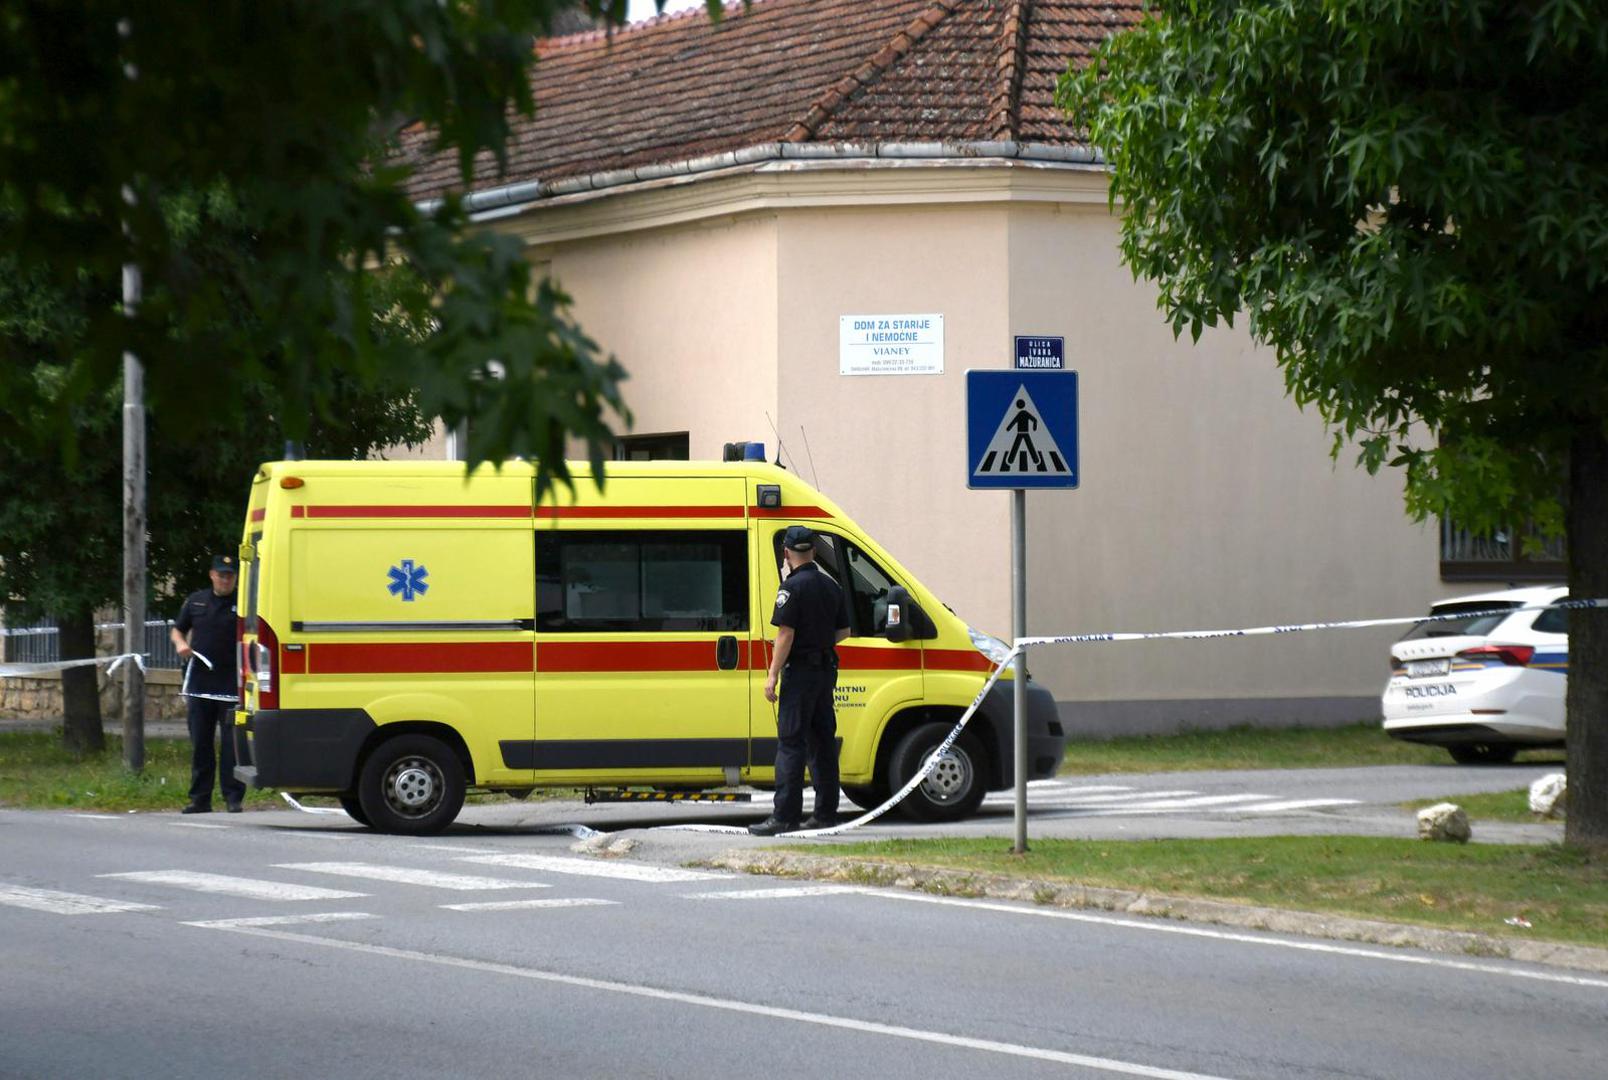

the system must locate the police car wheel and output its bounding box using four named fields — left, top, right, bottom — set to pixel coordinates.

left=889, top=724, right=986, bottom=823
left=338, top=795, right=372, bottom=827
left=1447, top=743, right=1518, bottom=765
left=357, top=735, right=465, bottom=835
